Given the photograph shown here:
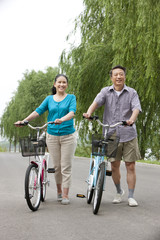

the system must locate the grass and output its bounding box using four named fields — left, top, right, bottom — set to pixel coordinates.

left=0, top=143, right=160, bottom=165
left=0, top=146, right=7, bottom=152
left=75, top=145, right=91, bottom=158
left=137, top=159, right=160, bottom=165
left=75, top=145, right=160, bottom=165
